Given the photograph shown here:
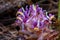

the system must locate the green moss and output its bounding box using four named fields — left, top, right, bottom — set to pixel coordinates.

left=58, top=0, right=60, bottom=20
left=57, top=0, right=60, bottom=40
